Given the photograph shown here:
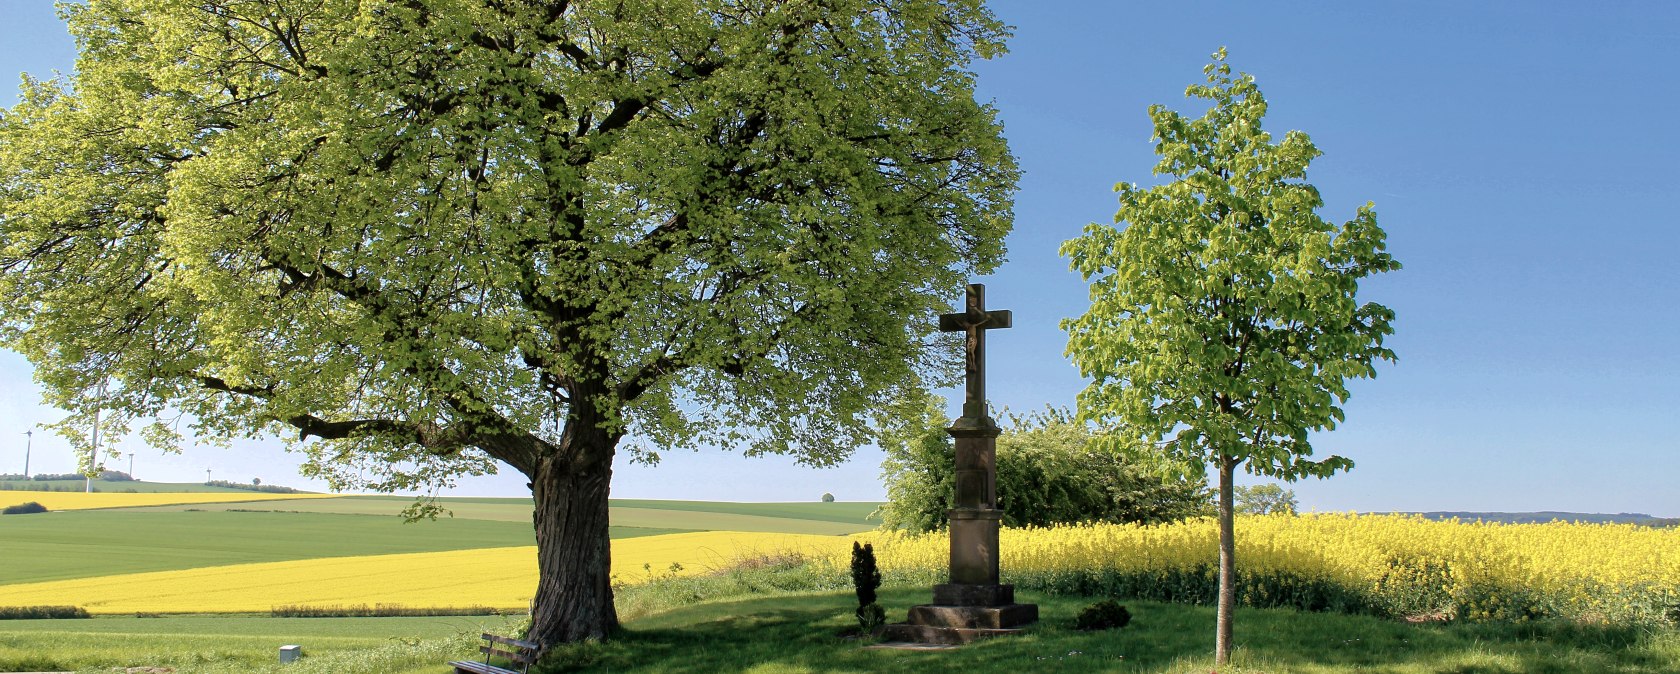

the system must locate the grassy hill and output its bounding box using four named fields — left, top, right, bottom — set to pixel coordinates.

left=112, top=495, right=884, bottom=534
left=1408, top=511, right=1680, bottom=526
left=0, top=509, right=680, bottom=584
left=2, top=494, right=880, bottom=587
left=0, top=478, right=300, bottom=493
